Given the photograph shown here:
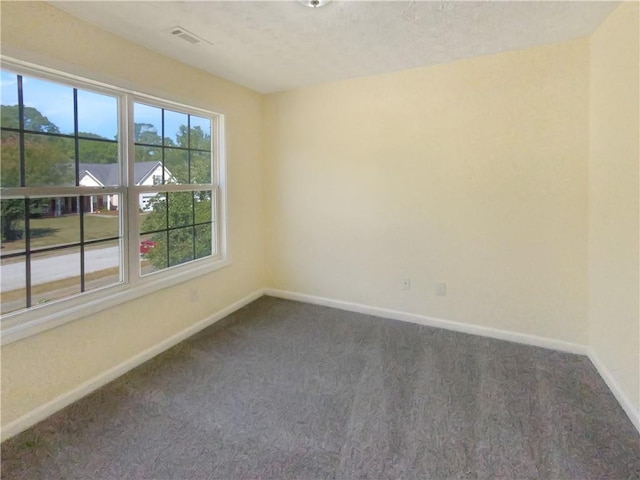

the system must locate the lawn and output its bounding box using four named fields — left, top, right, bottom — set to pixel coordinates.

left=1, top=213, right=150, bottom=252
